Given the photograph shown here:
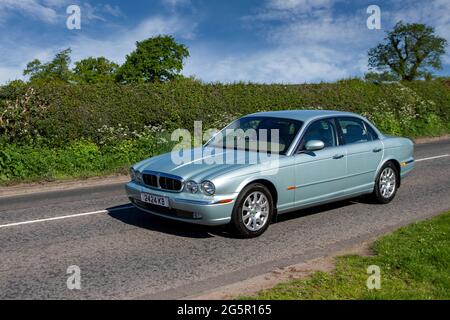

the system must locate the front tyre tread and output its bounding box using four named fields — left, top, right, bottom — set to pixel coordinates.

left=229, top=183, right=274, bottom=238
left=372, top=161, right=399, bottom=204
